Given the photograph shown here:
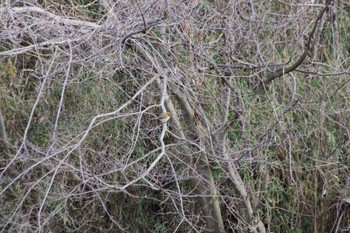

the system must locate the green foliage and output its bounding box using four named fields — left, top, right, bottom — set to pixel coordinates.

left=2, top=1, right=350, bottom=232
